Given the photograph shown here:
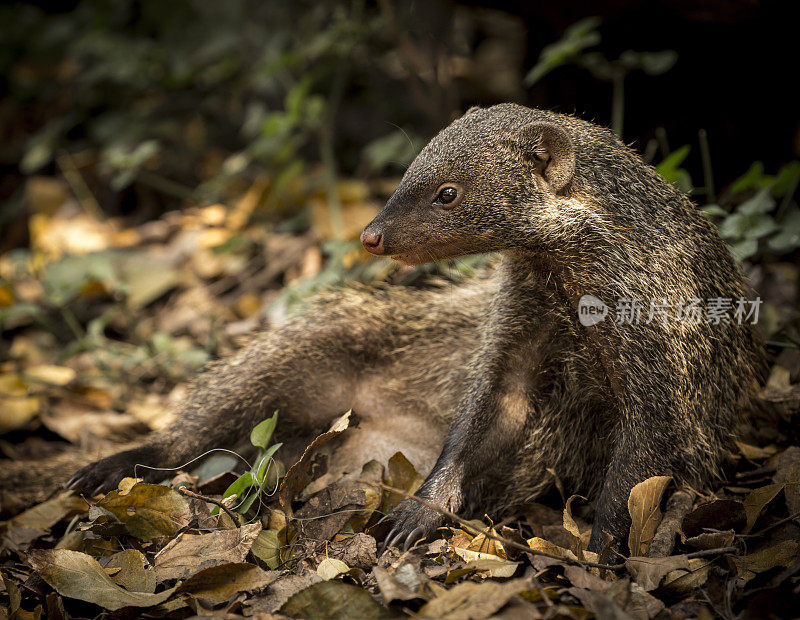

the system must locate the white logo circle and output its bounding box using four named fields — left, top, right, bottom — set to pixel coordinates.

left=578, top=294, right=608, bottom=326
